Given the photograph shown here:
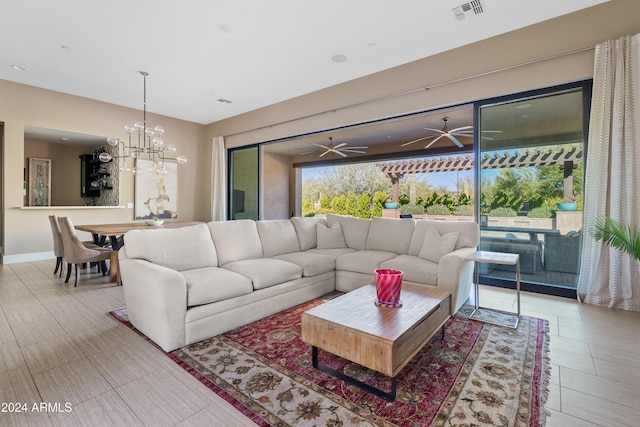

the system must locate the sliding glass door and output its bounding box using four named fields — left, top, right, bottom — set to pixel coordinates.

left=476, top=81, right=591, bottom=296
left=228, top=146, right=259, bottom=220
